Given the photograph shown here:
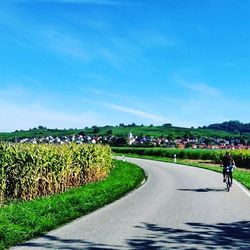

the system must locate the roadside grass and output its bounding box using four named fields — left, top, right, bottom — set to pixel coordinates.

left=0, top=160, right=145, bottom=250
left=115, top=153, right=250, bottom=190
